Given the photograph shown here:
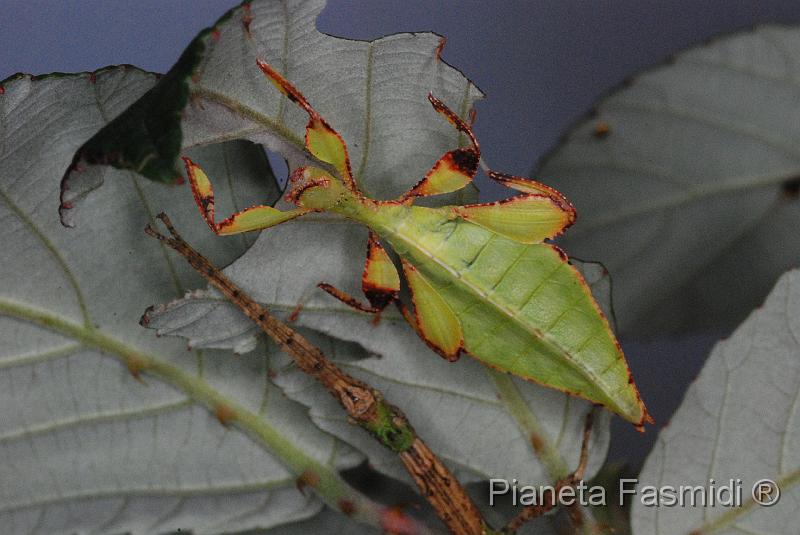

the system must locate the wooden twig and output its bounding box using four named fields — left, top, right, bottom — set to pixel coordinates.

left=145, top=213, right=487, bottom=535
left=502, top=406, right=597, bottom=533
